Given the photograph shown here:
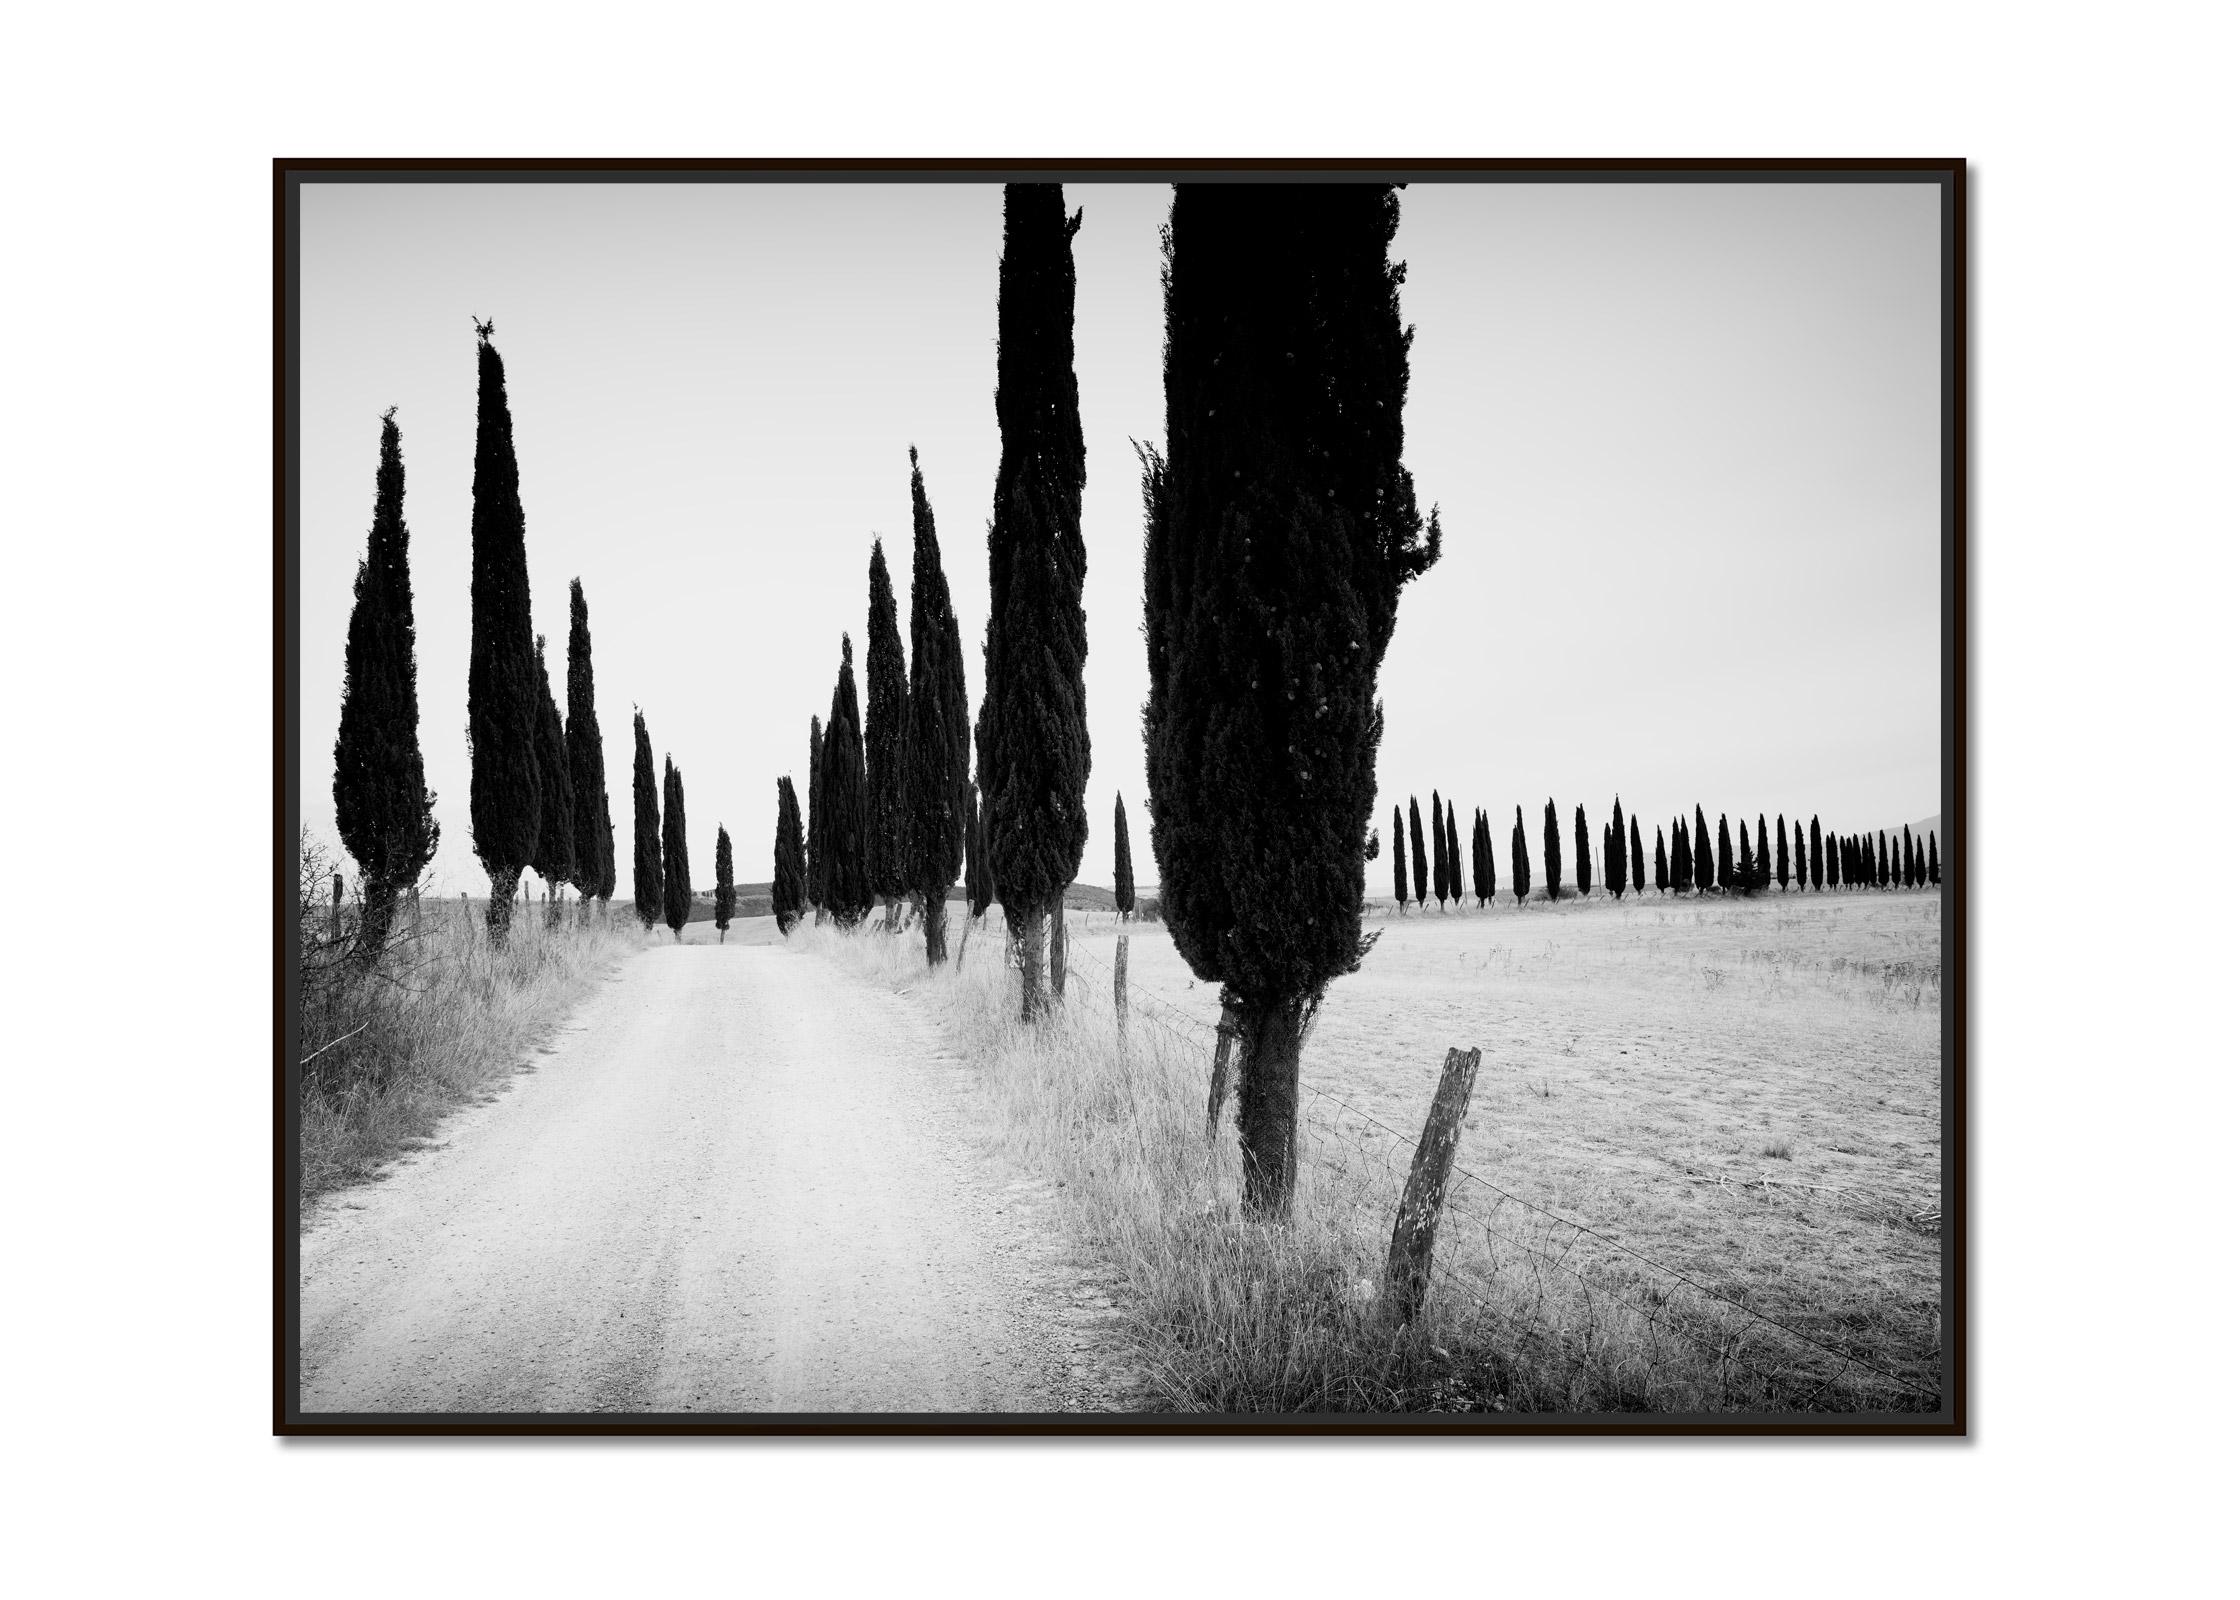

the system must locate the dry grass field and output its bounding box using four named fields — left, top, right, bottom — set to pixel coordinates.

left=815, top=888, right=1943, bottom=1413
